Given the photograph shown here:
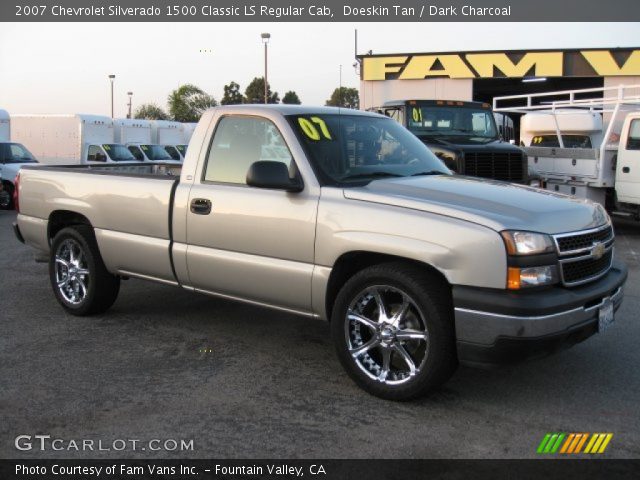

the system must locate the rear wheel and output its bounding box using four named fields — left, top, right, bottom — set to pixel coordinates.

left=49, top=226, right=120, bottom=316
left=331, top=262, right=457, bottom=400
